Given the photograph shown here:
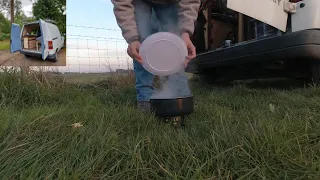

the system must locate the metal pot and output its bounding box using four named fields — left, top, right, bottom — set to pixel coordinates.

left=150, top=96, right=194, bottom=117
